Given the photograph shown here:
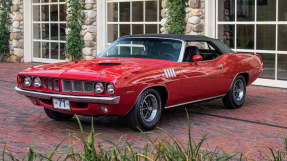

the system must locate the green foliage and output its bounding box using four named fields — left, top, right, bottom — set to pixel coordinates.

left=0, top=0, right=12, bottom=56
left=166, top=0, right=187, bottom=34
left=1, top=113, right=287, bottom=161
left=267, top=139, right=287, bottom=161
left=66, top=0, right=85, bottom=61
